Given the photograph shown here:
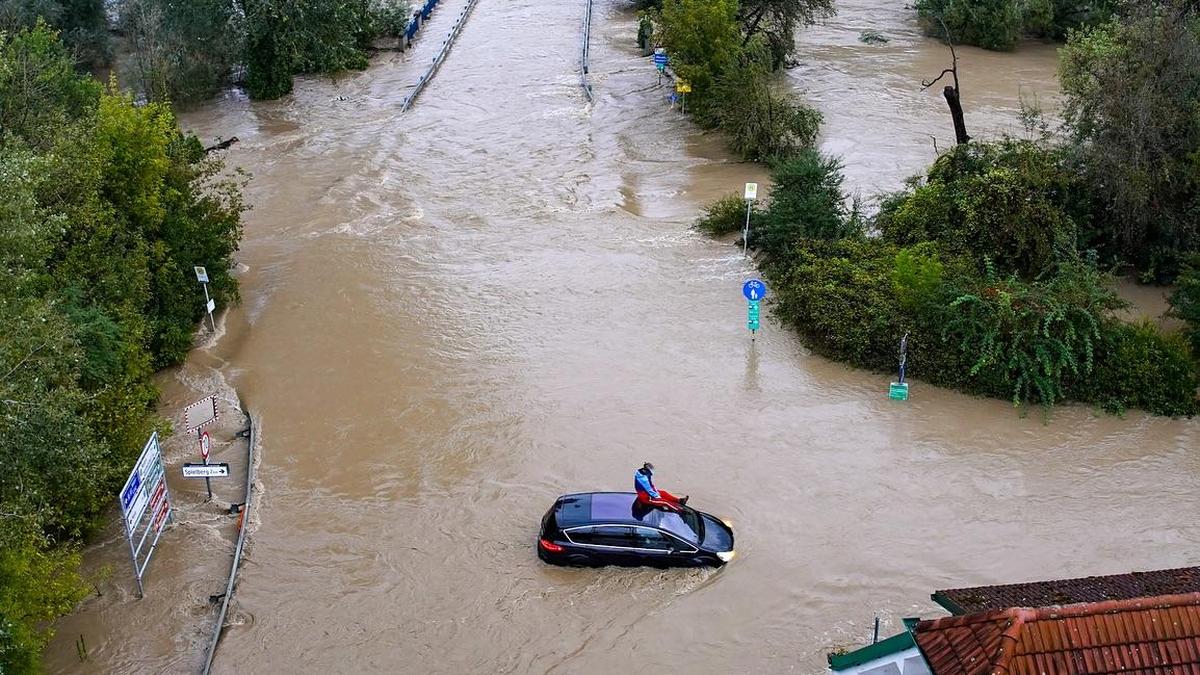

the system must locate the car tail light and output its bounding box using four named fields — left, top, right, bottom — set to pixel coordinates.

left=539, top=538, right=564, bottom=553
